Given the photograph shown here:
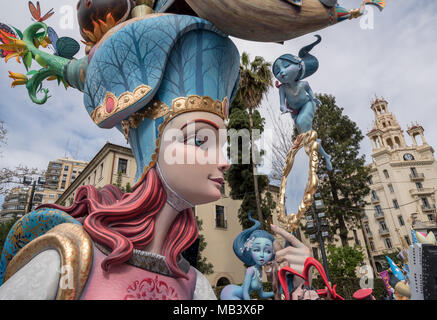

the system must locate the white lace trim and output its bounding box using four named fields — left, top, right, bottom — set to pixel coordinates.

left=155, top=163, right=194, bottom=212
